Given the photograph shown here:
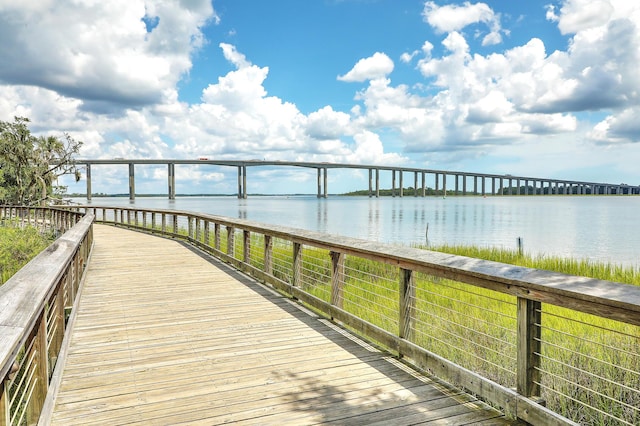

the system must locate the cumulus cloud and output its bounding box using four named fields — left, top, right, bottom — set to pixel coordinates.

left=423, top=1, right=503, bottom=45
left=305, top=107, right=352, bottom=140
left=0, top=0, right=216, bottom=112
left=589, top=108, right=640, bottom=144
left=338, top=52, right=394, bottom=82
left=551, top=0, right=614, bottom=34
left=410, top=0, right=640, bottom=150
